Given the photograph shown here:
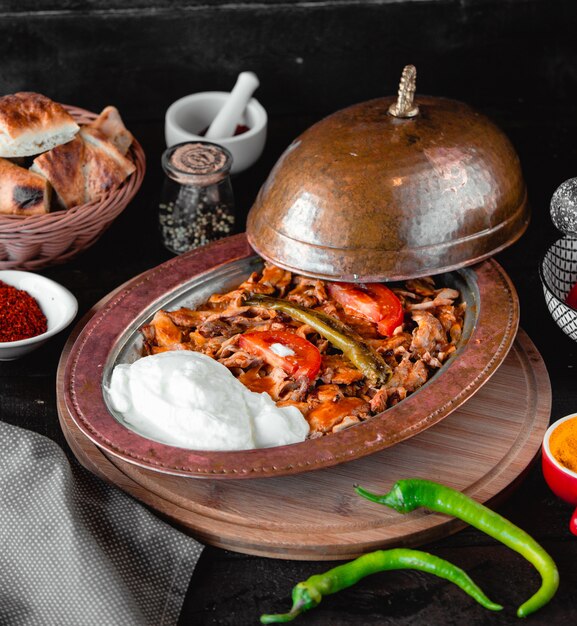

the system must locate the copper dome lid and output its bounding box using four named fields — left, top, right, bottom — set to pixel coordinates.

left=247, top=66, right=529, bottom=281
